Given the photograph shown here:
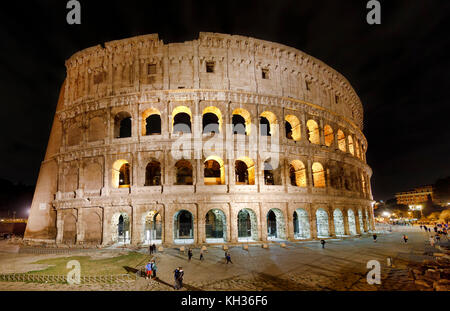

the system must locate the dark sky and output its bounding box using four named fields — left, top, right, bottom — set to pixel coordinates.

left=0, top=0, right=449, bottom=201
